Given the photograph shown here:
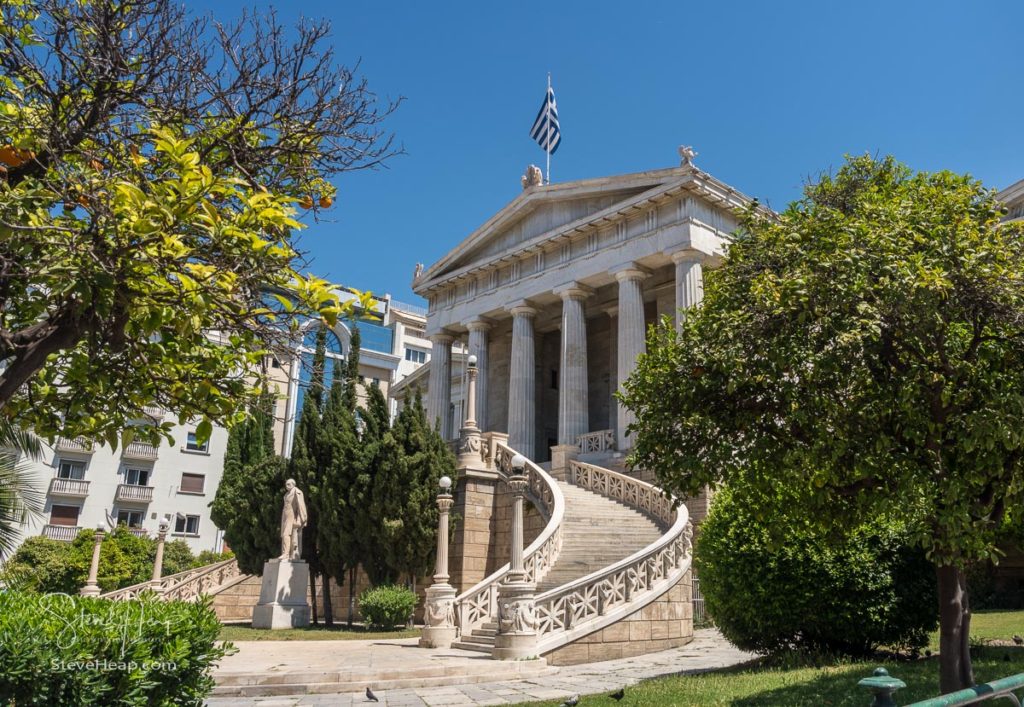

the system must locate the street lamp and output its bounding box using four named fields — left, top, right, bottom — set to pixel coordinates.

left=420, top=473, right=458, bottom=648
left=80, top=523, right=106, bottom=597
